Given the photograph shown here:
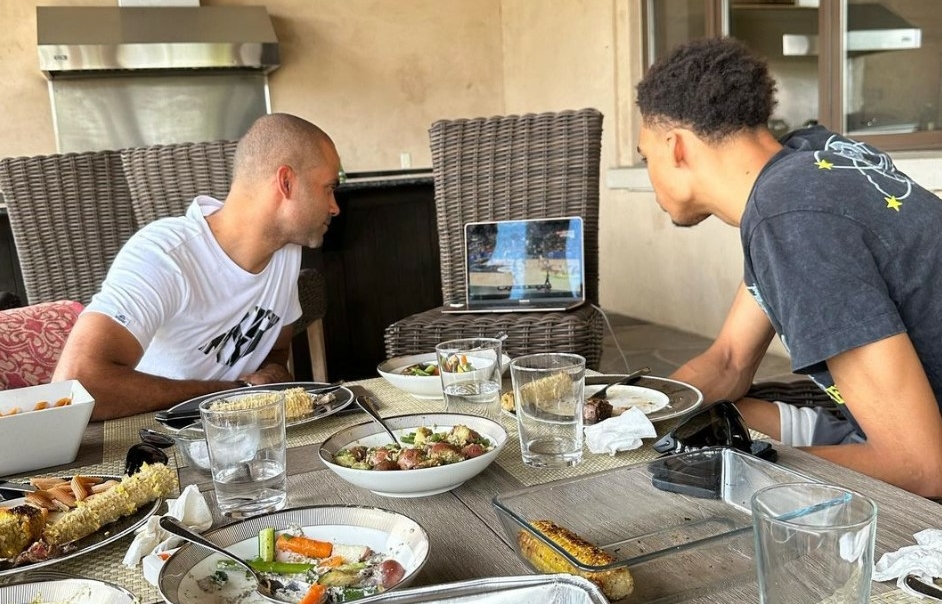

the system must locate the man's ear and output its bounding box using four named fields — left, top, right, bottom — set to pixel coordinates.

left=276, top=165, right=293, bottom=197
left=668, top=129, right=686, bottom=168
